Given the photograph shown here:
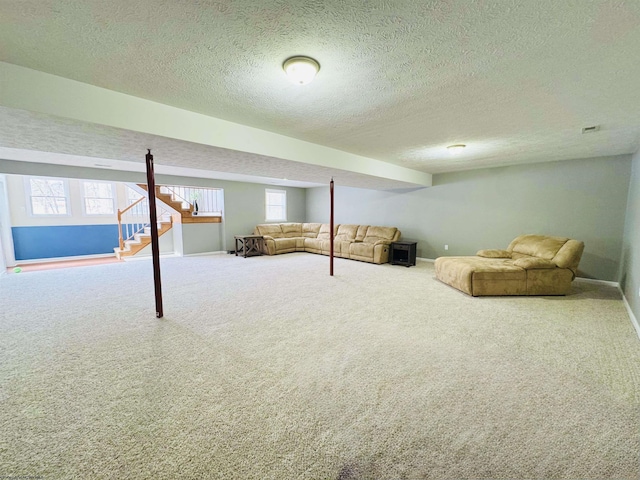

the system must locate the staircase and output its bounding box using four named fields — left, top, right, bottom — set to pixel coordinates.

left=114, top=219, right=173, bottom=259
left=137, top=184, right=194, bottom=219
left=137, top=184, right=221, bottom=223
left=114, top=183, right=222, bottom=260
left=114, top=190, right=175, bottom=259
